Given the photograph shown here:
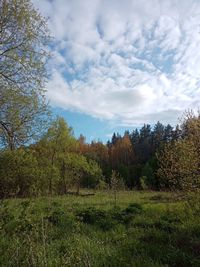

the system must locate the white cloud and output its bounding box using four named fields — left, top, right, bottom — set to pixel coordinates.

left=33, top=0, right=200, bottom=125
